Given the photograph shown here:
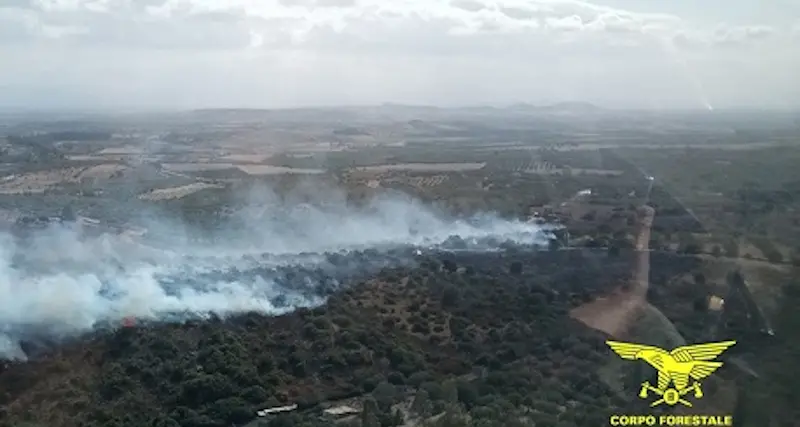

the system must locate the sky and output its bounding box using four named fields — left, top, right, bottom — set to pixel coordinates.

left=0, top=0, right=797, bottom=110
